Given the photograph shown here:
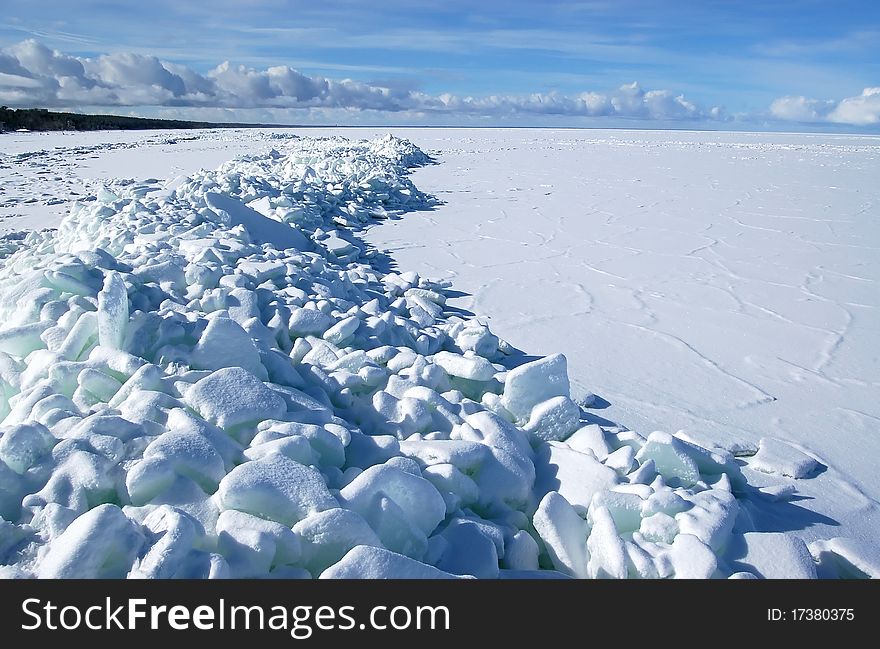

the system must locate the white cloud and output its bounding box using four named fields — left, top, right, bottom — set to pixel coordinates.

left=0, top=39, right=721, bottom=122
left=769, top=95, right=833, bottom=122
left=770, top=88, right=880, bottom=126
left=828, top=87, right=880, bottom=126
